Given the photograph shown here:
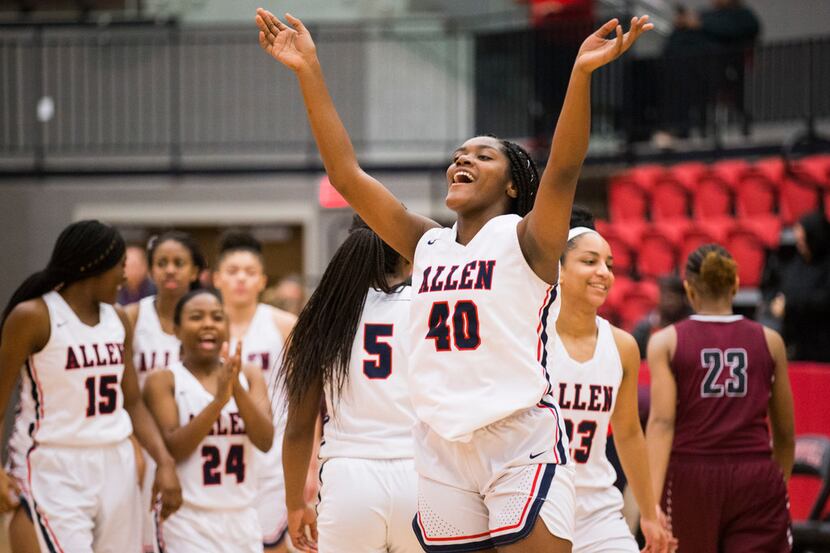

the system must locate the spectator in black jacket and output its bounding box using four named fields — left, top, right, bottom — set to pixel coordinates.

left=763, top=211, right=830, bottom=362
